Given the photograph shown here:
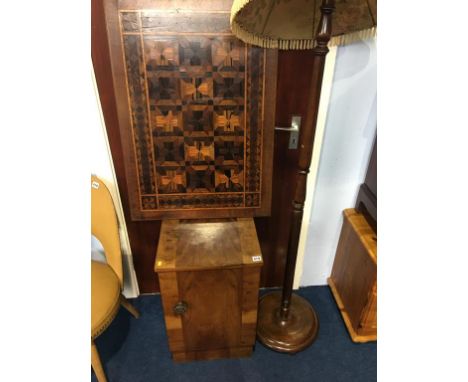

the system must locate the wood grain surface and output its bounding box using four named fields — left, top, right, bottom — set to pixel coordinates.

left=155, top=218, right=262, bottom=360
left=155, top=218, right=262, bottom=271
left=328, top=208, right=377, bottom=342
